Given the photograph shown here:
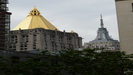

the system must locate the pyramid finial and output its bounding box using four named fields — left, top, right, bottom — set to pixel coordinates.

left=100, top=14, right=104, bottom=28
left=29, top=7, right=40, bottom=16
